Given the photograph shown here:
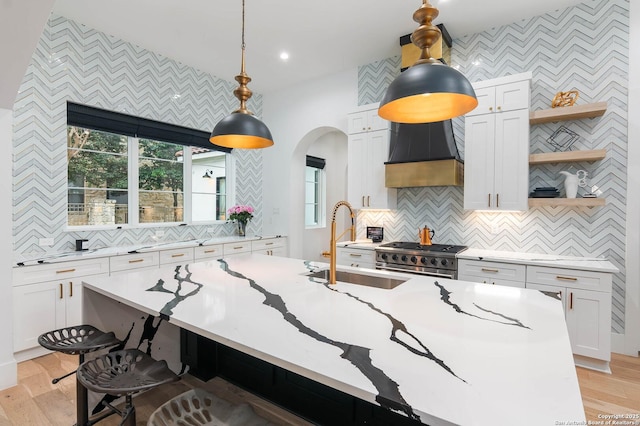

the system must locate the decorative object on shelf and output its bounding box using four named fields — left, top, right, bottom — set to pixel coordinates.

left=559, top=170, right=588, bottom=199
left=546, top=125, right=579, bottom=151
left=378, top=0, right=477, bottom=123
left=529, top=187, right=560, bottom=198
left=551, top=90, right=579, bottom=108
left=209, top=0, right=274, bottom=149
left=228, top=204, right=254, bottom=236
